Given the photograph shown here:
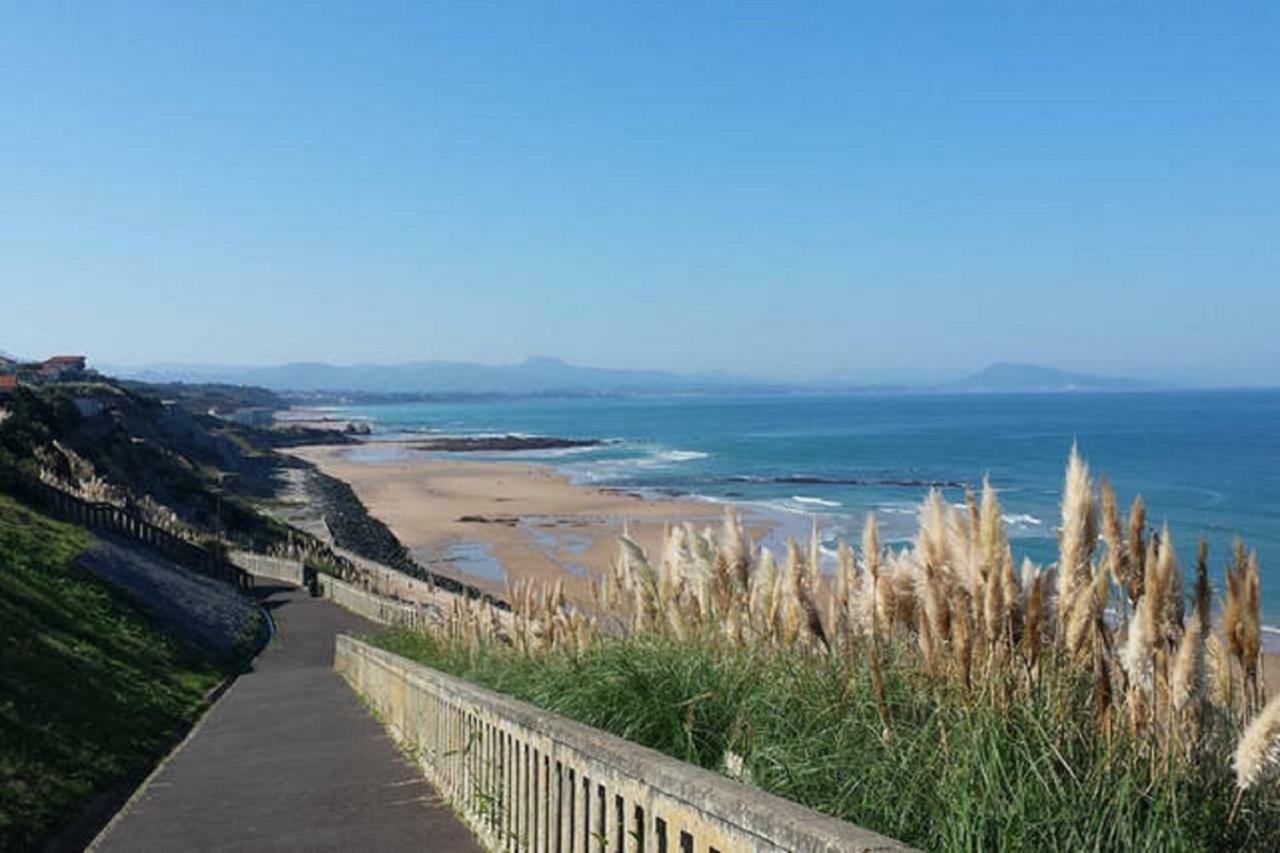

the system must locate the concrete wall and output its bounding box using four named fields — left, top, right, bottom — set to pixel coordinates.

left=332, top=546, right=440, bottom=605
left=335, top=636, right=911, bottom=853
left=322, top=577, right=438, bottom=630
left=228, top=551, right=305, bottom=587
